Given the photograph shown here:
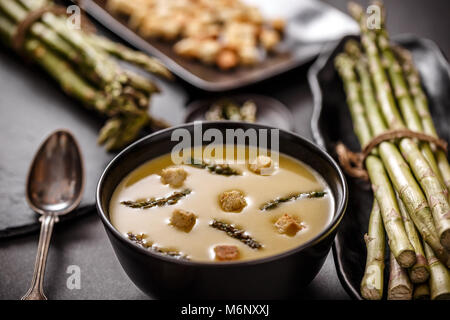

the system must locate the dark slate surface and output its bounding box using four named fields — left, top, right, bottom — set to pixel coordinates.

left=0, top=48, right=188, bottom=238
left=1, top=0, right=448, bottom=300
